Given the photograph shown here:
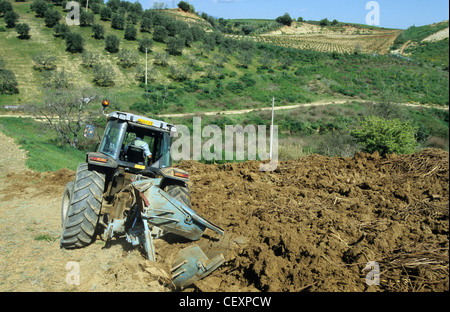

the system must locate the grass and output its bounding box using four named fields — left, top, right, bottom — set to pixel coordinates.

left=1, top=2, right=449, bottom=112
left=0, top=117, right=86, bottom=172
